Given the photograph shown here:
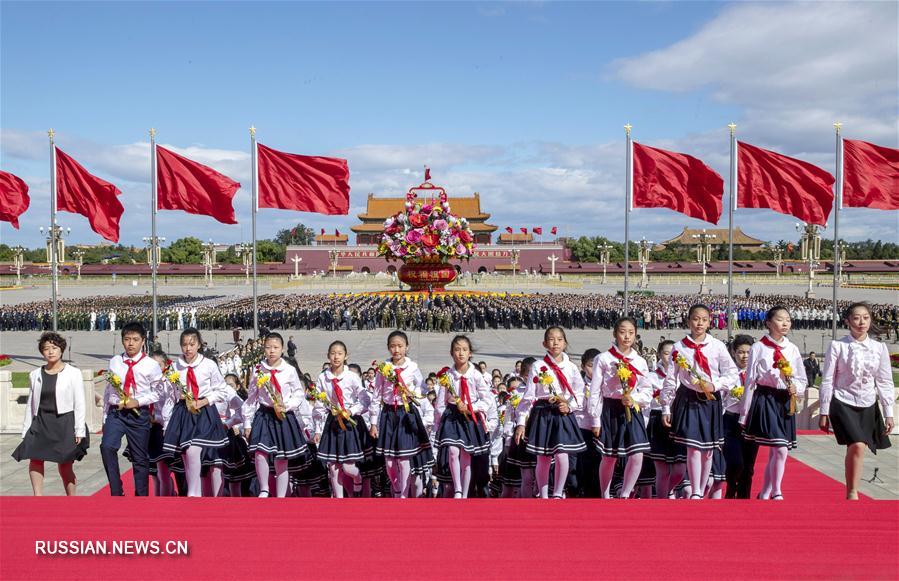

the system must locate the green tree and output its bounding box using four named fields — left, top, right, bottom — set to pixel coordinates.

left=218, top=245, right=241, bottom=264
left=256, top=239, right=285, bottom=262
left=275, top=224, right=315, bottom=246
left=162, top=237, right=204, bottom=264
